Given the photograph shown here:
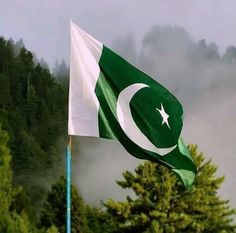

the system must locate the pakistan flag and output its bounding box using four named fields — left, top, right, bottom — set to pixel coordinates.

left=69, top=22, right=197, bottom=188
